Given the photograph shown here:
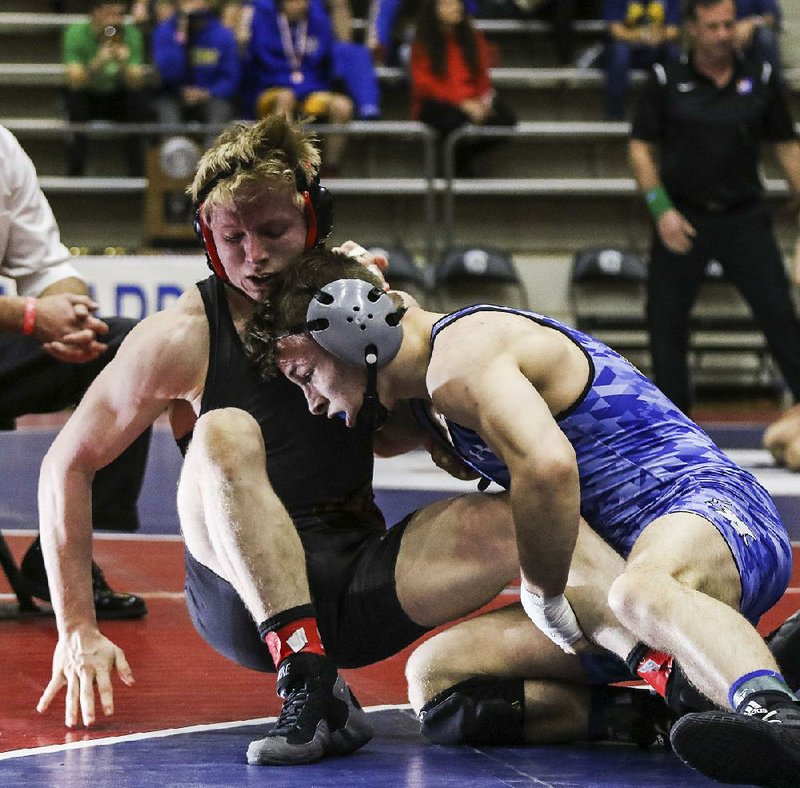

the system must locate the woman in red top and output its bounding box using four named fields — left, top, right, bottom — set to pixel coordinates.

left=410, top=0, right=516, bottom=177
